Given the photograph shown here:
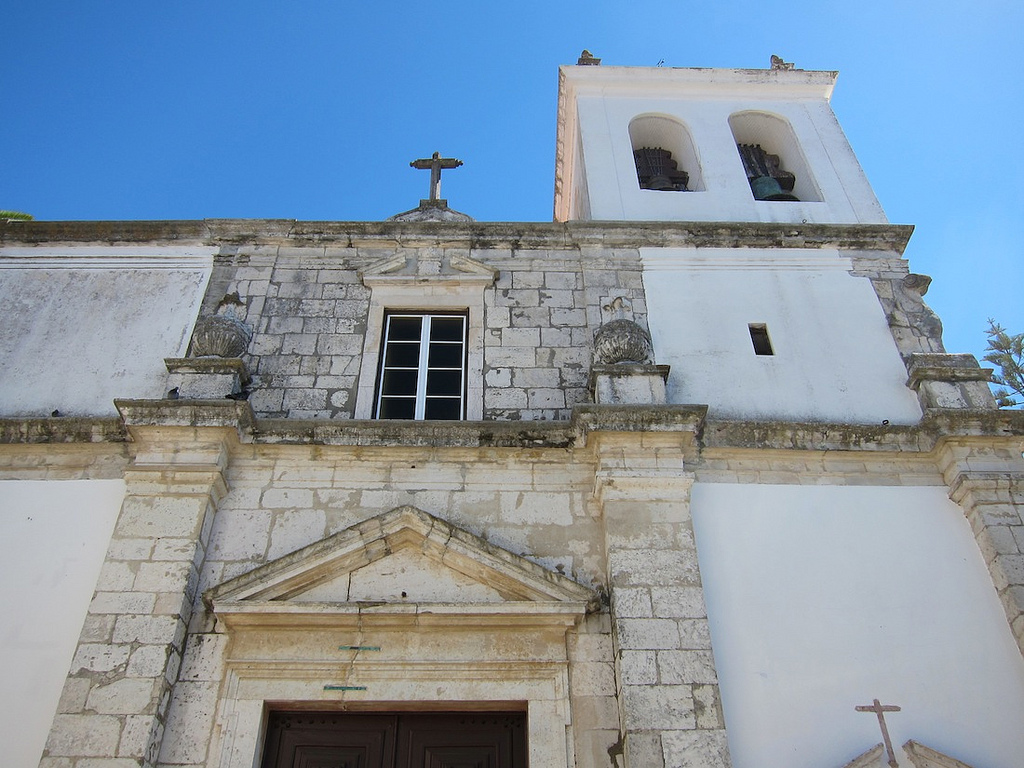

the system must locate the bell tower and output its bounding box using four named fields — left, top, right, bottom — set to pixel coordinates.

left=554, top=63, right=887, bottom=224
left=554, top=59, right=926, bottom=425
